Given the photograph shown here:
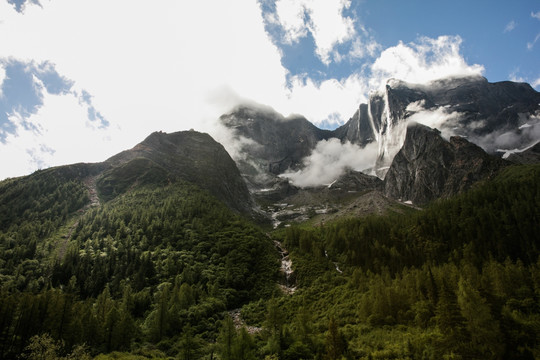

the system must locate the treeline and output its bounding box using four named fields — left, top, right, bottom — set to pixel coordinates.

left=1, top=162, right=539, bottom=359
